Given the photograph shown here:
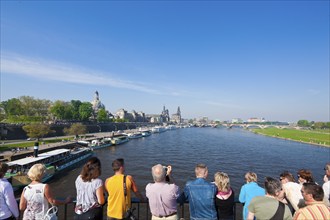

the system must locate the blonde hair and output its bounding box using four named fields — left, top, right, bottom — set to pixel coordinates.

left=214, top=172, right=230, bottom=192
left=245, top=171, right=258, bottom=182
left=28, top=164, right=46, bottom=181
